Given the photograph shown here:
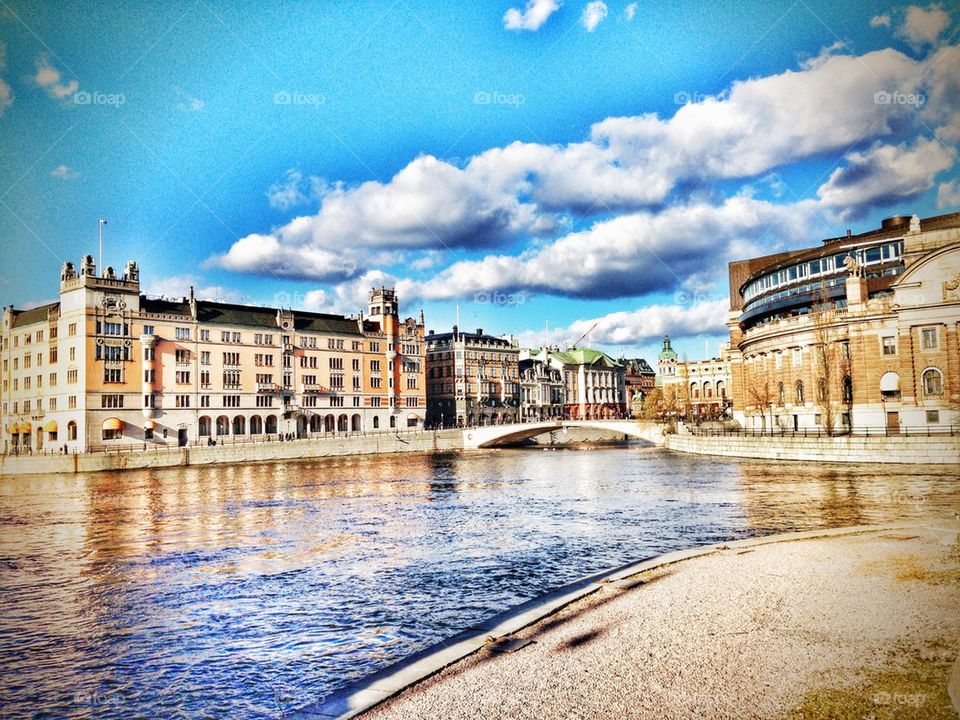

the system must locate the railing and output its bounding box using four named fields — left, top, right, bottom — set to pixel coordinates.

left=687, top=425, right=959, bottom=438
